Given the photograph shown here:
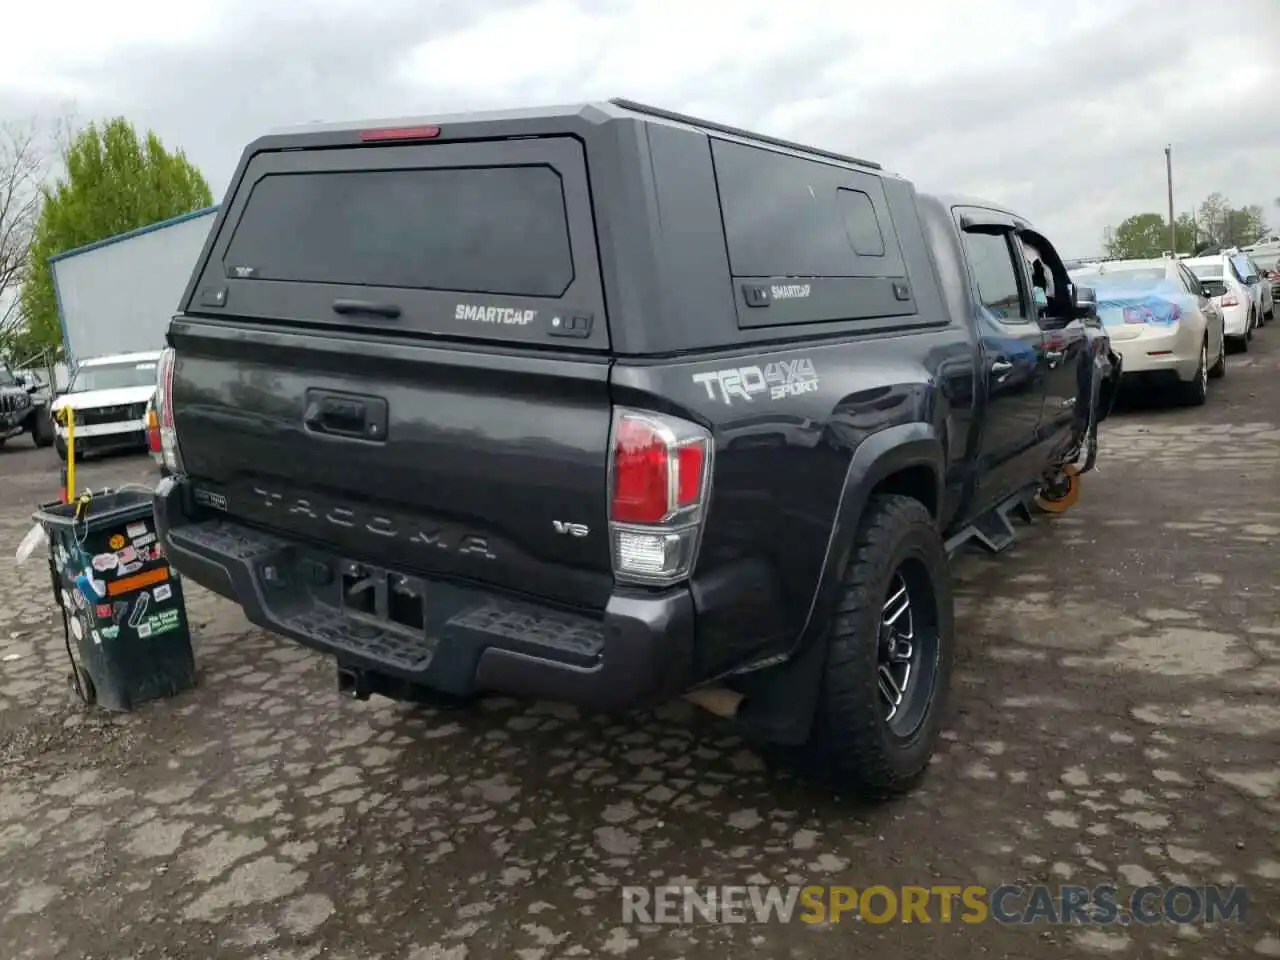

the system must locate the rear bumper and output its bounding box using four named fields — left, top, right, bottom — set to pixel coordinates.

left=154, top=475, right=693, bottom=711
left=1111, top=324, right=1200, bottom=380
left=1222, top=306, right=1250, bottom=337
